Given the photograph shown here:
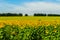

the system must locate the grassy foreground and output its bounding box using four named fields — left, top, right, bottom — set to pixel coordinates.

left=0, top=24, right=60, bottom=40
left=0, top=16, right=60, bottom=40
